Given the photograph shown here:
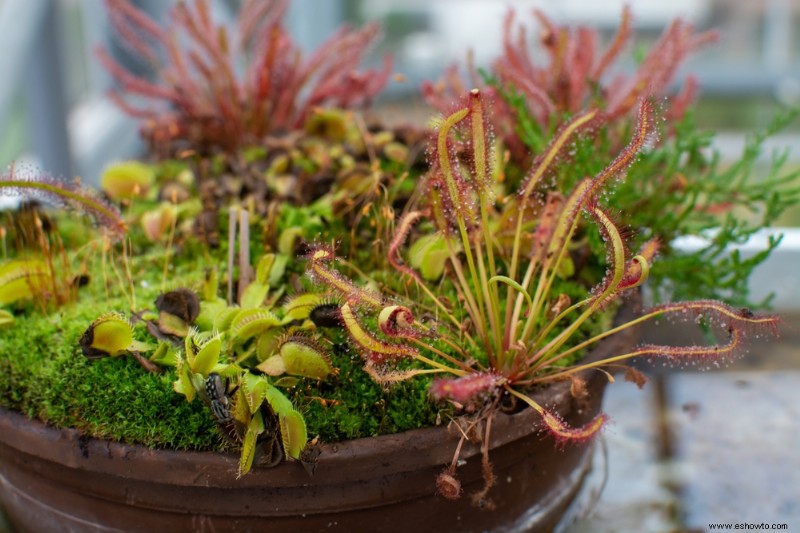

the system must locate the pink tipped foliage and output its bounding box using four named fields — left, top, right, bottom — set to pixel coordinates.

left=99, top=0, right=392, bottom=153
left=423, top=7, right=716, bottom=156
left=540, top=409, right=608, bottom=445
left=430, top=372, right=506, bottom=404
